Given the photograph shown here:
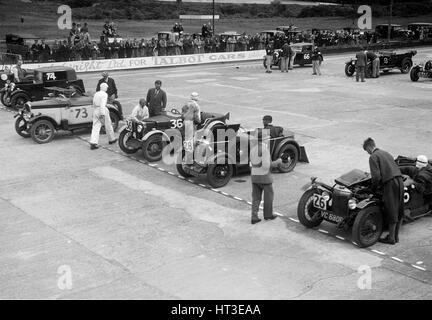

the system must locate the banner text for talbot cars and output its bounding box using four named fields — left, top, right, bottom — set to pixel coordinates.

left=23, top=50, right=266, bottom=73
